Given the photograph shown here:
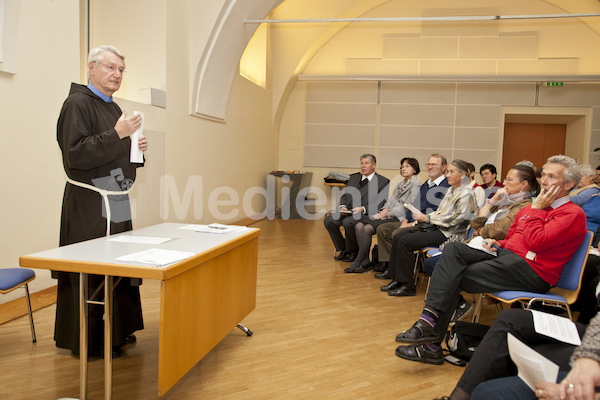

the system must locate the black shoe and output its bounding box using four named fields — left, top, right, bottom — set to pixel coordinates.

left=395, top=319, right=440, bottom=344
left=125, top=334, right=137, bottom=344
left=388, top=285, right=416, bottom=297
left=354, top=262, right=373, bottom=273
left=372, top=262, right=386, bottom=273
left=342, top=252, right=357, bottom=262
left=334, top=250, right=348, bottom=260
left=344, top=265, right=357, bottom=273
left=395, top=344, right=444, bottom=365
left=374, top=270, right=390, bottom=280
left=380, top=280, right=400, bottom=292
left=86, top=346, right=124, bottom=359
